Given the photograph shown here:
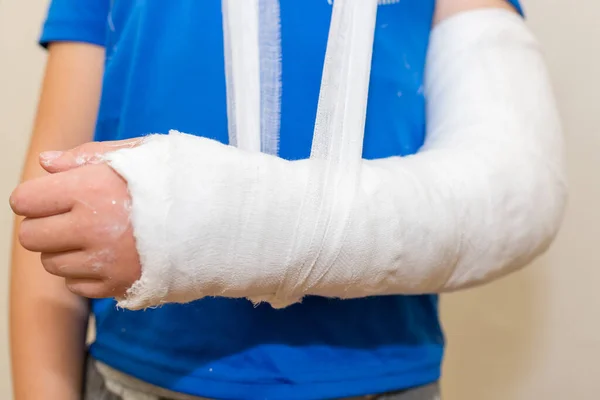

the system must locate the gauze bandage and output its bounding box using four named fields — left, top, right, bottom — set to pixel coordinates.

left=106, top=6, right=567, bottom=310
left=221, top=0, right=282, bottom=154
